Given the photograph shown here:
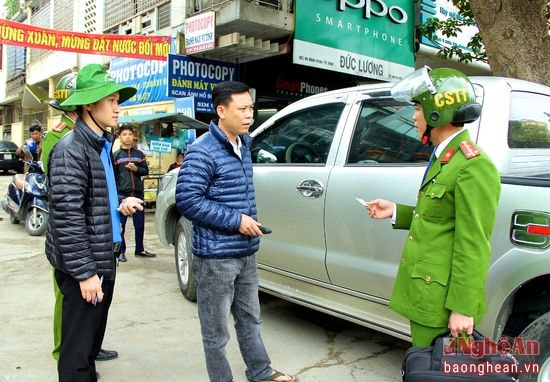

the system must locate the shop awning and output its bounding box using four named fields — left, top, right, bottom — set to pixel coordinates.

left=190, top=32, right=290, bottom=64
left=22, top=84, right=48, bottom=110
left=118, top=112, right=209, bottom=130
